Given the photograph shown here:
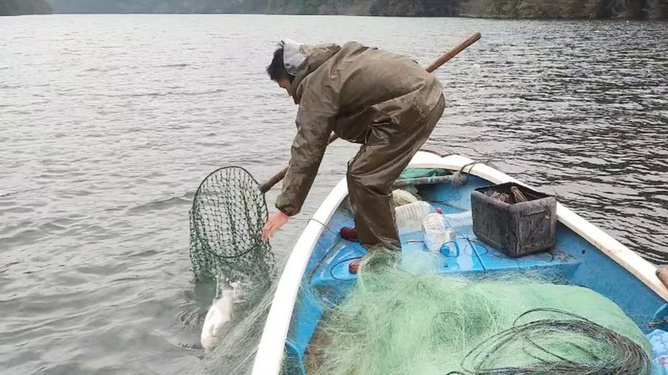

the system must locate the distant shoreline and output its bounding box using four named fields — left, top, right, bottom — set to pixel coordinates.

left=3, top=0, right=666, bottom=20
left=6, top=12, right=667, bottom=21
